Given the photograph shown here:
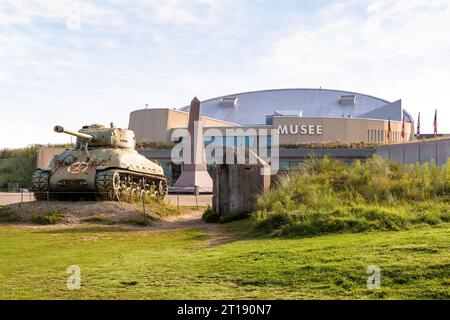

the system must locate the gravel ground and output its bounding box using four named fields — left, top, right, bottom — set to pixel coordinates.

left=0, top=201, right=160, bottom=224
